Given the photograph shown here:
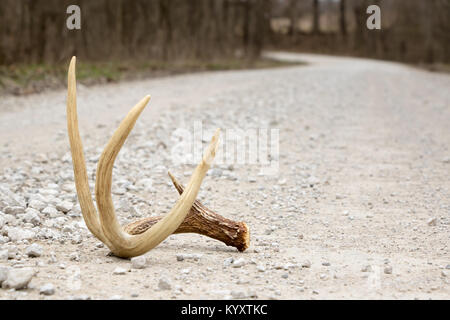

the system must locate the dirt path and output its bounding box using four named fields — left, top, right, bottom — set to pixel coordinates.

left=0, top=52, right=449, bottom=299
